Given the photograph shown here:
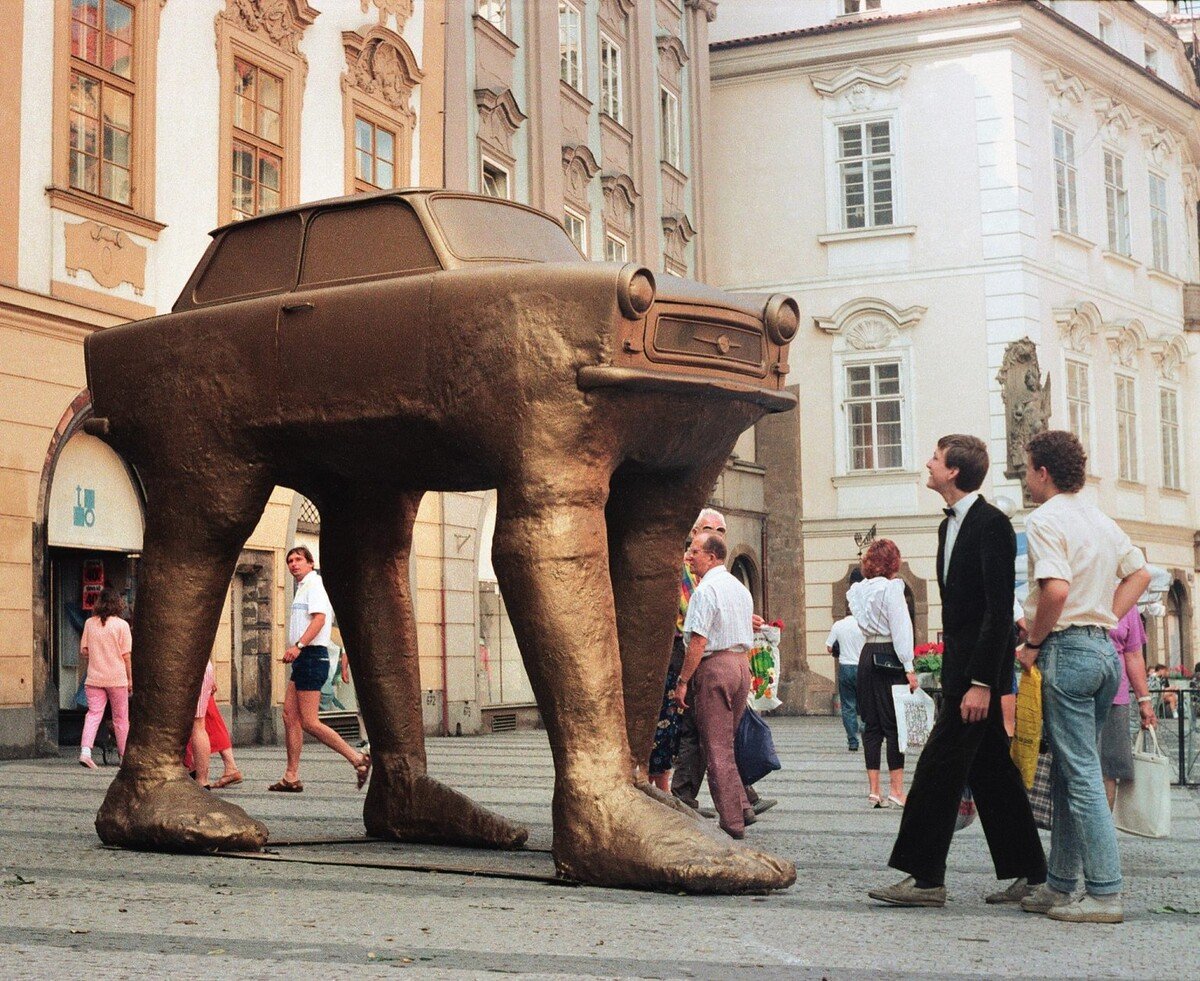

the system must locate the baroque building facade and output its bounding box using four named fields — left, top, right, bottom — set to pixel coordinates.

left=708, top=0, right=1200, bottom=710
left=0, top=0, right=745, bottom=756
